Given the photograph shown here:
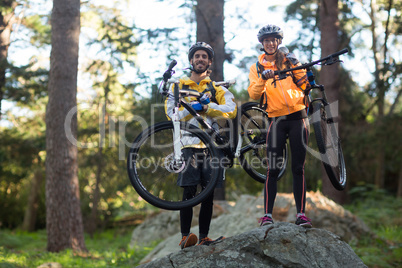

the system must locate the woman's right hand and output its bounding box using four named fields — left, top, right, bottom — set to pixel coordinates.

left=262, top=69, right=274, bottom=80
